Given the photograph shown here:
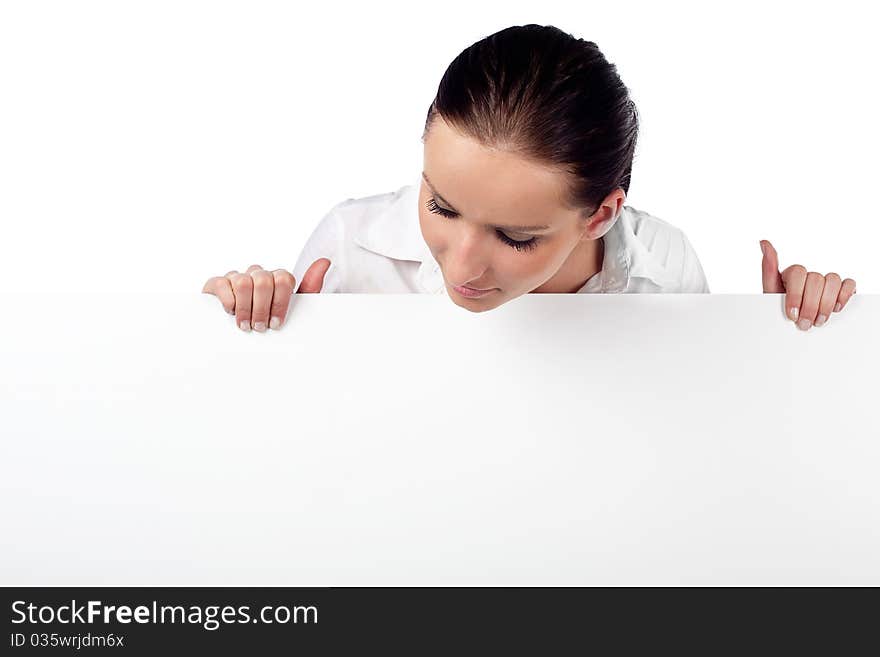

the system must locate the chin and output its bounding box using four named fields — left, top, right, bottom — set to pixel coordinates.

left=451, top=298, right=496, bottom=313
